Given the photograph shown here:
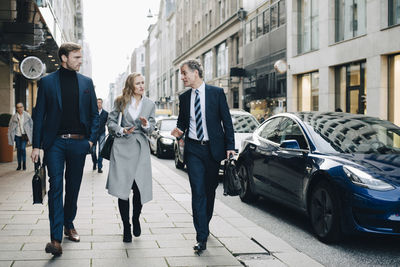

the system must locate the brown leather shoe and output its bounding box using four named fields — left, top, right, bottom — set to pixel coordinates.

left=45, top=240, right=62, bottom=256
left=64, top=228, right=80, bottom=242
